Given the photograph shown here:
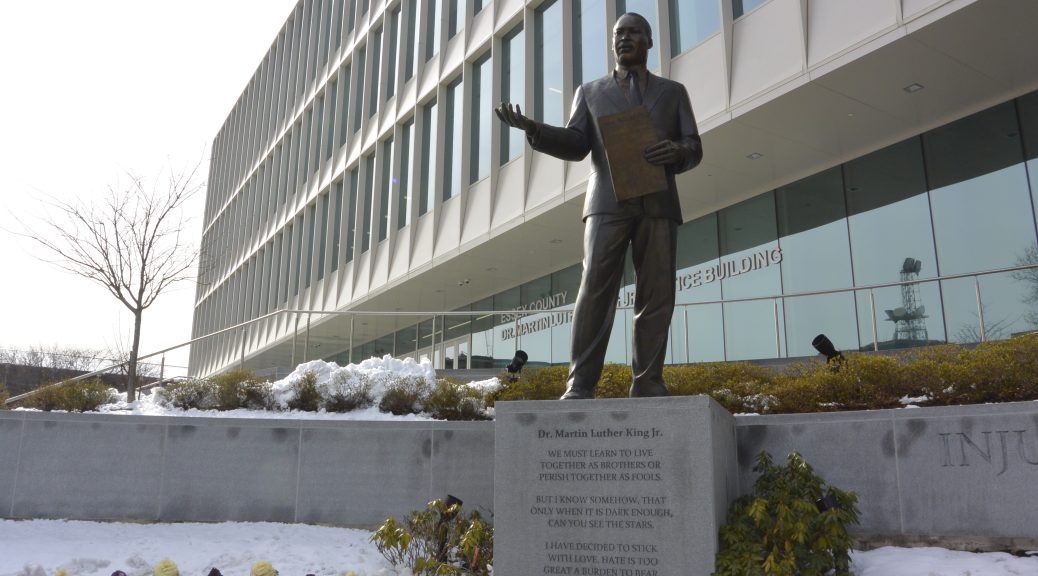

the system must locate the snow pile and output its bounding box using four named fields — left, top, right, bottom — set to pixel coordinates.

left=87, top=355, right=501, bottom=421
